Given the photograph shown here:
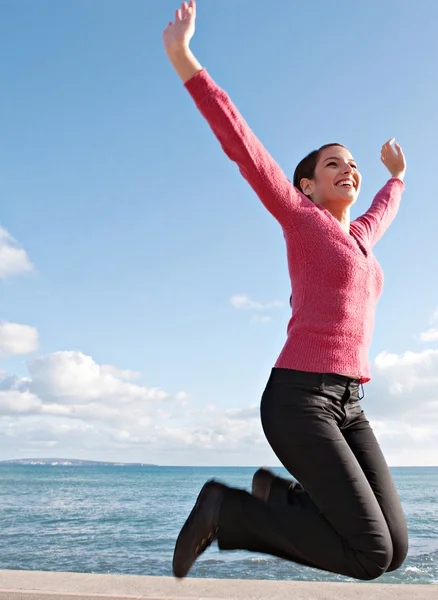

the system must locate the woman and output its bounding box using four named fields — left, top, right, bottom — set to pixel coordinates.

left=163, top=0, right=408, bottom=581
